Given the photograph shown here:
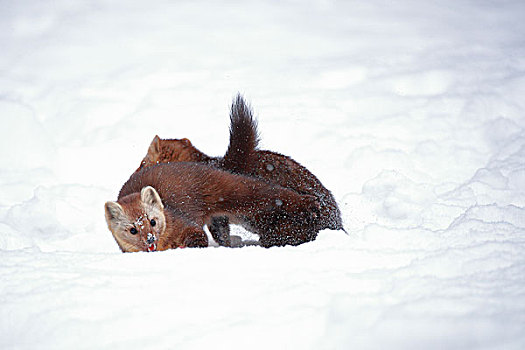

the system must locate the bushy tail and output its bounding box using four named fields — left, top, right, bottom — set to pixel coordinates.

left=223, top=94, right=260, bottom=173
